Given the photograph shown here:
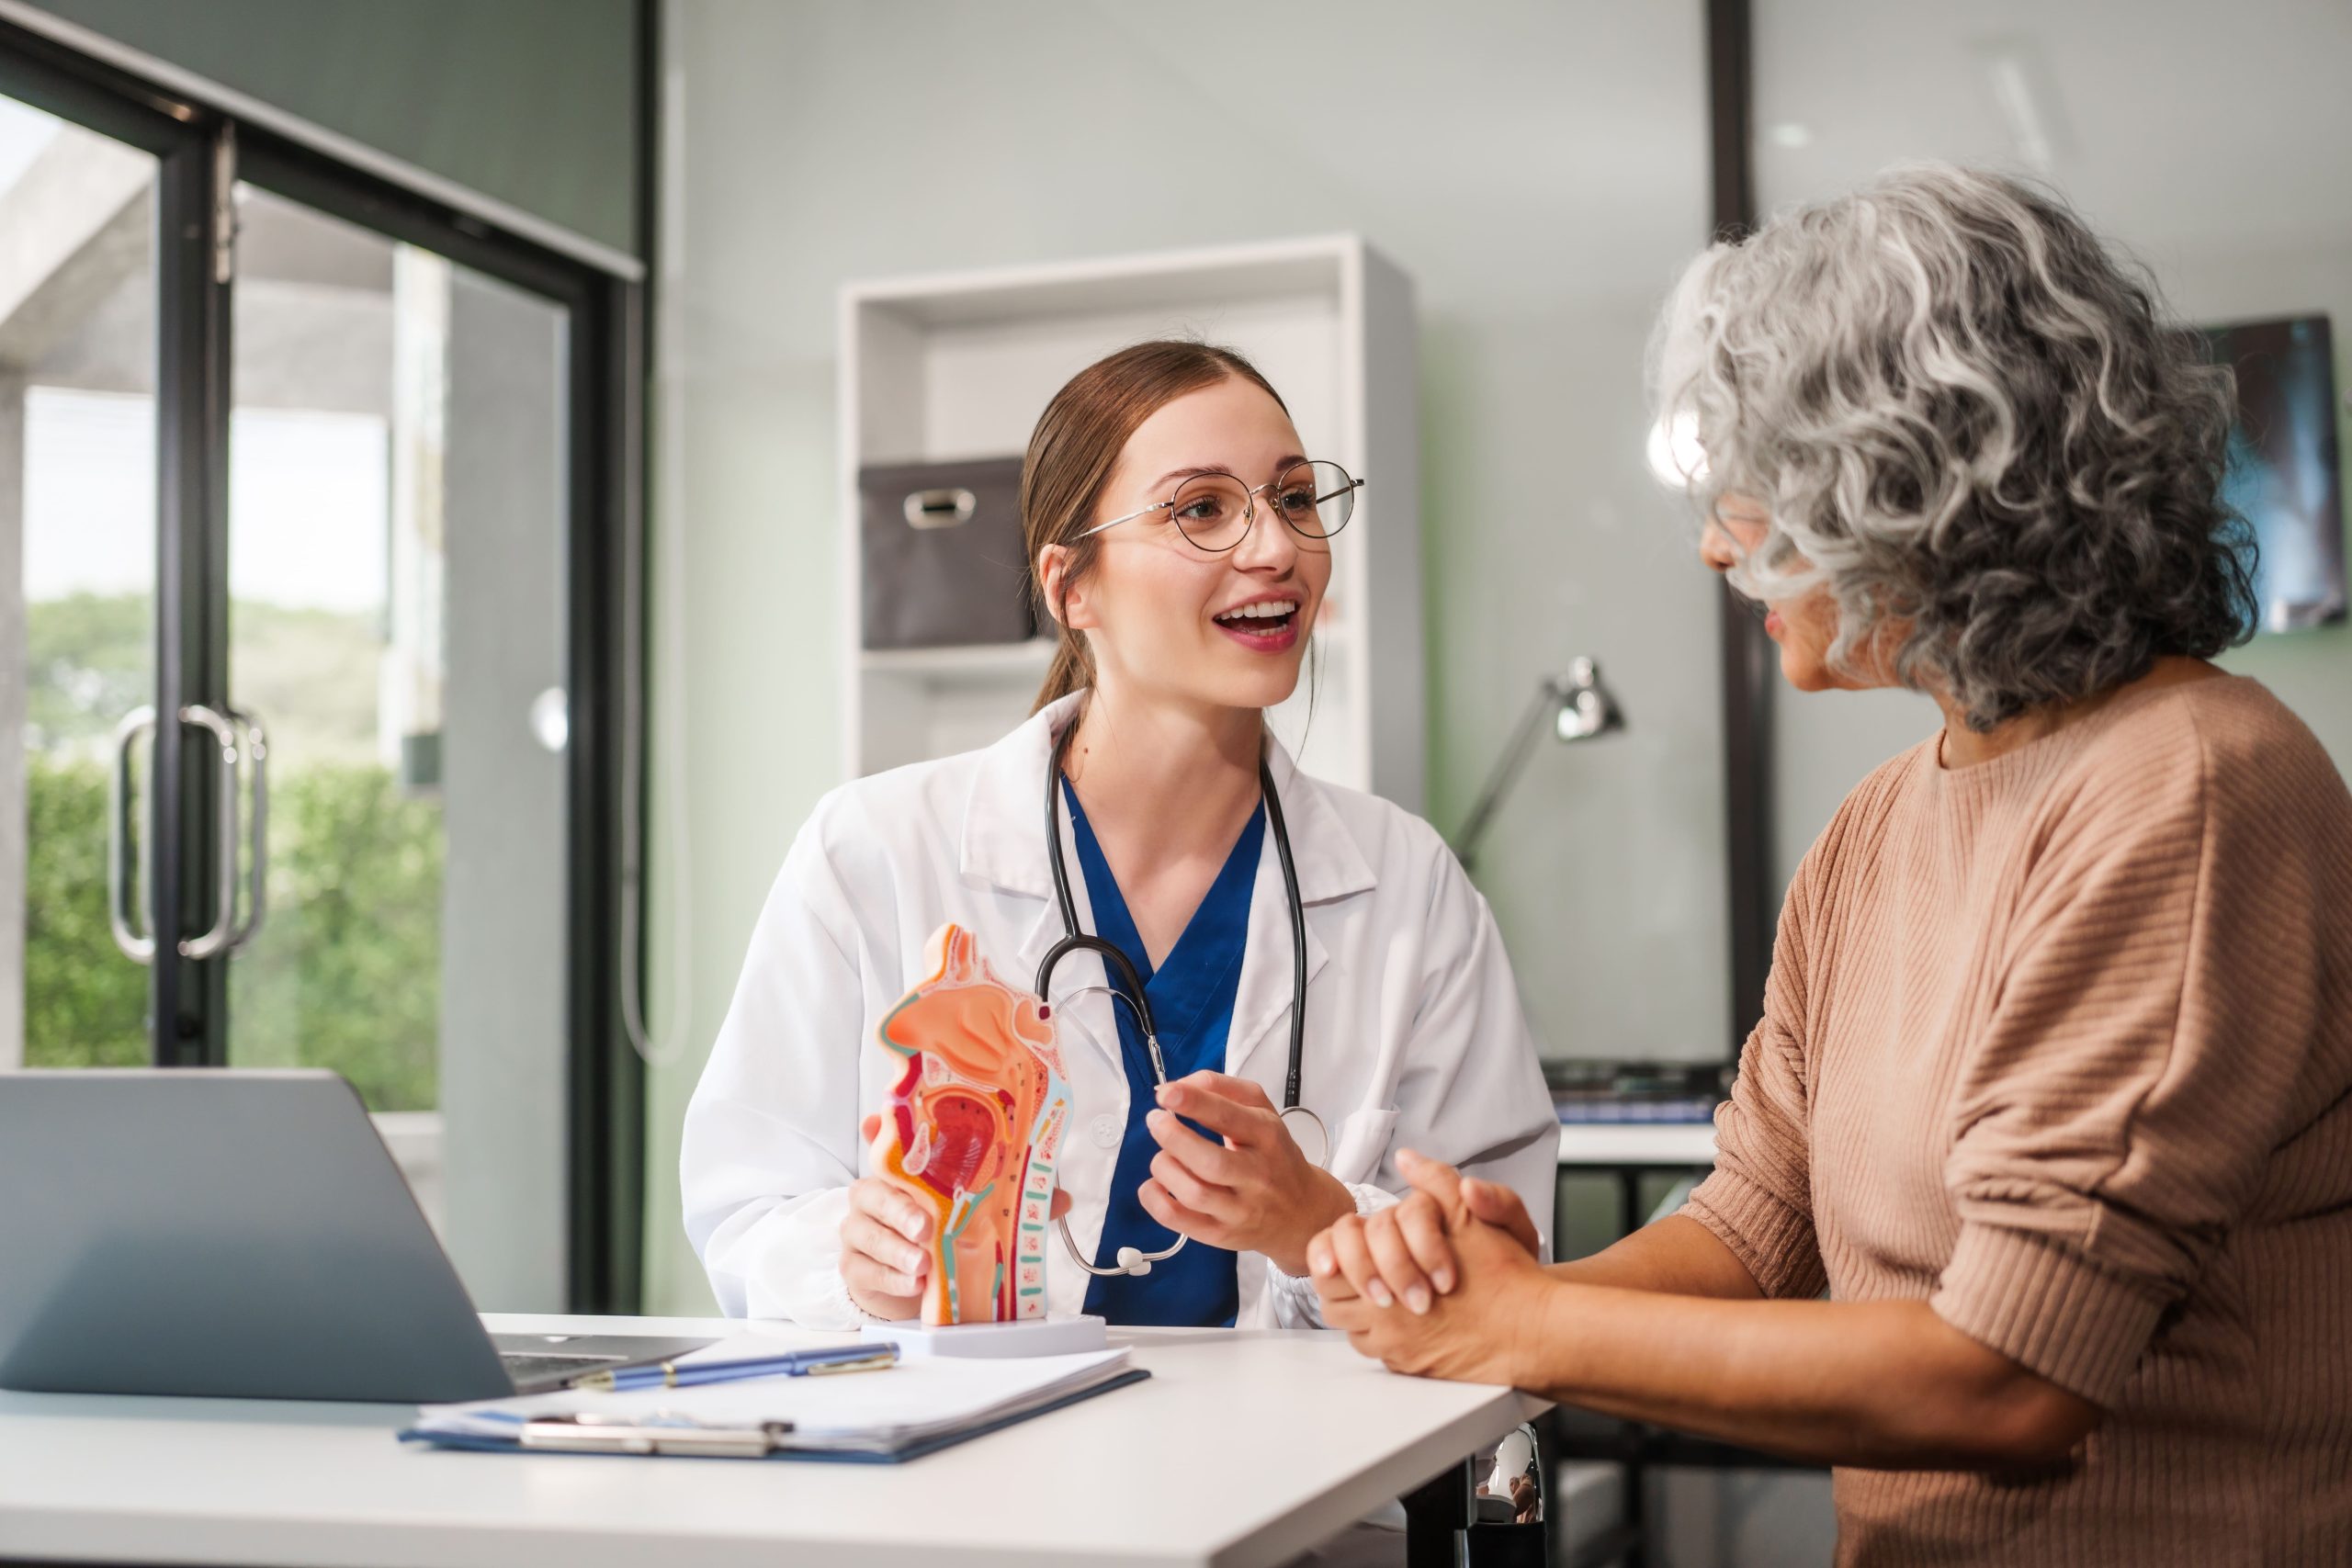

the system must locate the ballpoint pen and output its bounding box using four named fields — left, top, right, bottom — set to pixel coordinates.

left=566, top=1342, right=898, bottom=1392
left=520, top=1414, right=801, bottom=1458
